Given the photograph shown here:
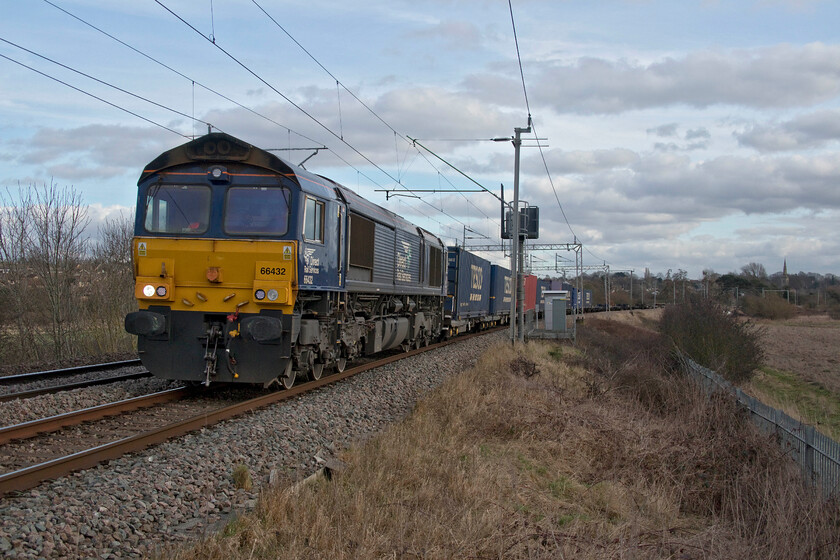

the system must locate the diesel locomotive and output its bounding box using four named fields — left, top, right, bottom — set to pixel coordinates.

left=125, top=132, right=447, bottom=388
